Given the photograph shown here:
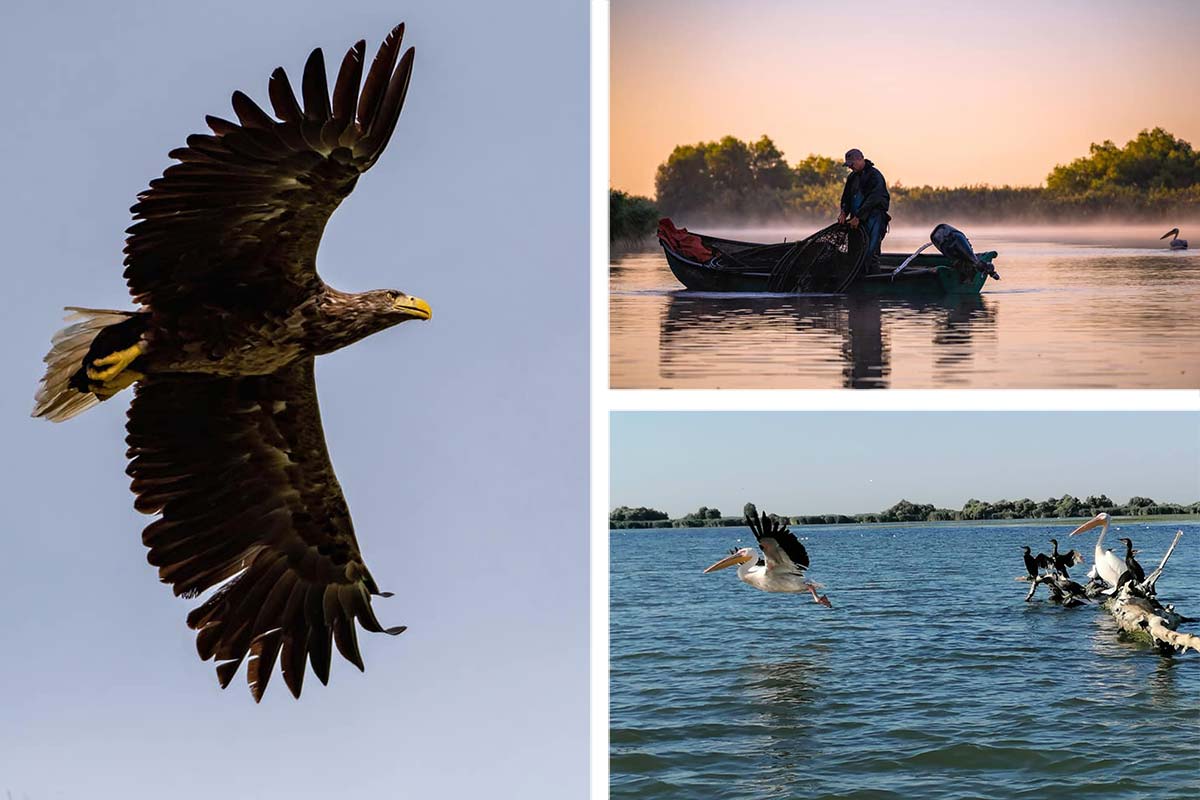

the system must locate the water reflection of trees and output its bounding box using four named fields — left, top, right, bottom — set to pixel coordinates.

left=659, top=293, right=997, bottom=388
